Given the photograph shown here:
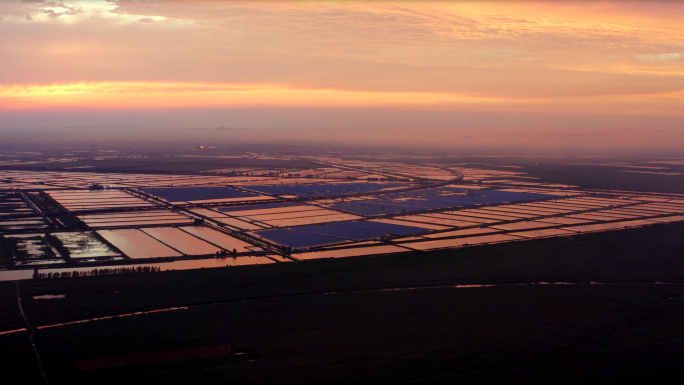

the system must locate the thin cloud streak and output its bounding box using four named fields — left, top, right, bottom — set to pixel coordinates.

left=0, top=0, right=682, bottom=149
left=1, top=82, right=682, bottom=118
